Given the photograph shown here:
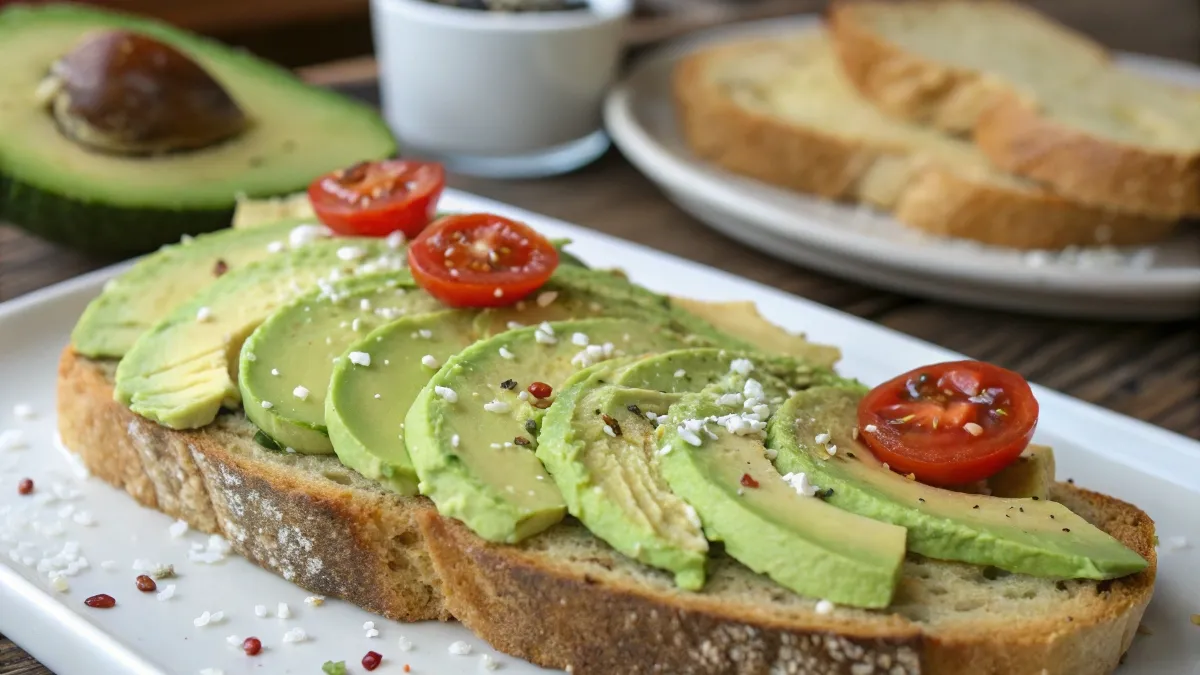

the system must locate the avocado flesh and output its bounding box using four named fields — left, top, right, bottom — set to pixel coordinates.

left=71, top=218, right=310, bottom=359
left=325, top=278, right=684, bottom=495
left=986, top=444, right=1055, bottom=500
left=327, top=310, right=479, bottom=495
left=0, top=5, right=395, bottom=254
left=405, top=318, right=694, bottom=544
left=669, top=297, right=842, bottom=370
left=535, top=349, right=814, bottom=590
left=239, top=273, right=442, bottom=453
left=769, top=387, right=1148, bottom=579
left=657, top=385, right=907, bottom=608
left=114, top=238, right=402, bottom=429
